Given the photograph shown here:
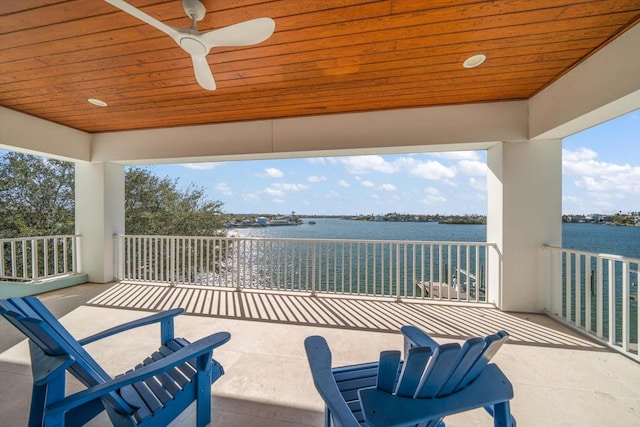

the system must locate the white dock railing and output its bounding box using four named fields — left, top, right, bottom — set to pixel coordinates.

left=115, top=235, right=497, bottom=303
left=0, top=235, right=81, bottom=283
left=543, top=246, right=639, bottom=362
